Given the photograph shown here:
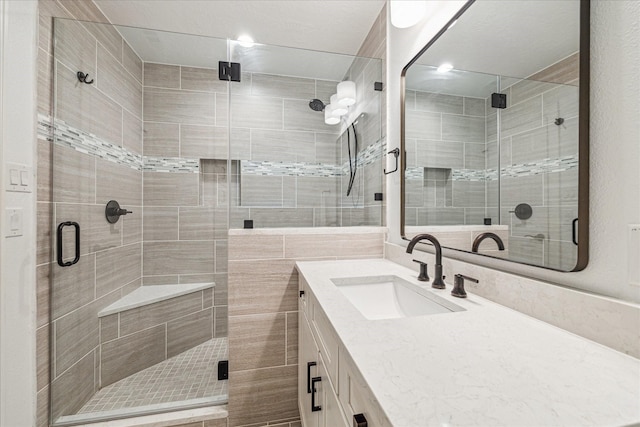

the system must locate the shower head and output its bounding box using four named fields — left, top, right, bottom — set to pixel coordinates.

left=309, top=99, right=326, bottom=112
